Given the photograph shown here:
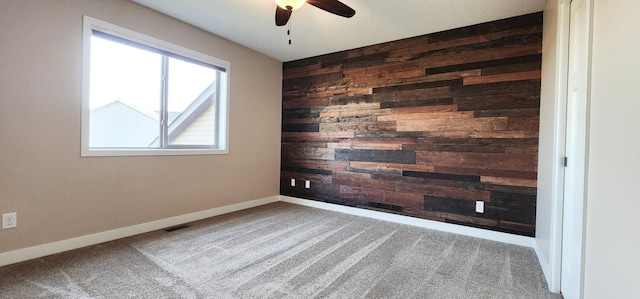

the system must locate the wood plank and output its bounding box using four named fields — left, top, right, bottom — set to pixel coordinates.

left=282, top=72, right=344, bottom=89
left=397, top=117, right=509, bottom=132
left=481, top=176, right=538, bottom=188
left=327, top=142, right=404, bottom=151
left=282, top=118, right=318, bottom=124
left=424, top=137, right=539, bottom=147
left=508, top=116, right=540, bottom=130
left=395, top=182, right=491, bottom=201
left=320, top=108, right=393, bottom=119
left=282, top=141, right=327, bottom=149
left=328, top=94, right=375, bottom=106
left=319, top=121, right=396, bottom=132
left=420, top=42, right=541, bottom=70
left=426, top=55, right=541, bottom=76
left=281, top=147, right=335, bottom=161
left=341, top=137, right=417, bottom=144
left=322, top=102, right=381, bottom=111
left=463, top=70, right=542, bottom=85
left=284, top=87, right=373, bottom=99
left=474, top=108, right=540, bottom=118
left=283, top=64, right=342, bottom=79
left=380, top=98, right=454, bottom=109
left=335, top=149, right=417, bottom=164
left=358, top=70, right=480, bottom=91
left=402, top=143, right=506, bottom=153
left=417, top=151, right=538, bottom=172
left=373, top=85, right=451, bottom=99
left=349, top=161, right=435, bottom=172
left=378, top=111, right=474, bottom=122
left=282, top=123, right=319, bottom=132
left=319, top=115, right=379, bottom=124
left=425, top=130, right=539, bottom=139
left=481, top=62, right=542, bottom=76
left=332, top=172, right=395, bottom=191
left=351, top=69, right=427, bottom=85
left=393, top=104, right=459, bottom=114
left=343, top=60, right=422, bottom=78
left=504, top=146, right=539, bottom=155
left=281, top=132, right=354, bottom=142
left=282, top=97, right=329, bottom=109
left=372, top=173, right=485, bottom=191
left=283, top=160, right=349, bottom=172
left=403, top=171, right=480, bottom=182
left=340, top=186, right=424, bottom=210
